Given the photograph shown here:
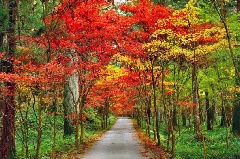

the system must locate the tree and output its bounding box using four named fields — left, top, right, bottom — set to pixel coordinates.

left=0, top=0, right=17, bottom=158
left=42, top=0, right=125, bottom=146
left=238, top=0, right=240, bottom=12
left=232, top=0, right=240, bottom=136
left=63, top=52, right=79, bottom=136
left=144, top=1, right=227, bottom=138
left=118, top=0, right=171, bottom=146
